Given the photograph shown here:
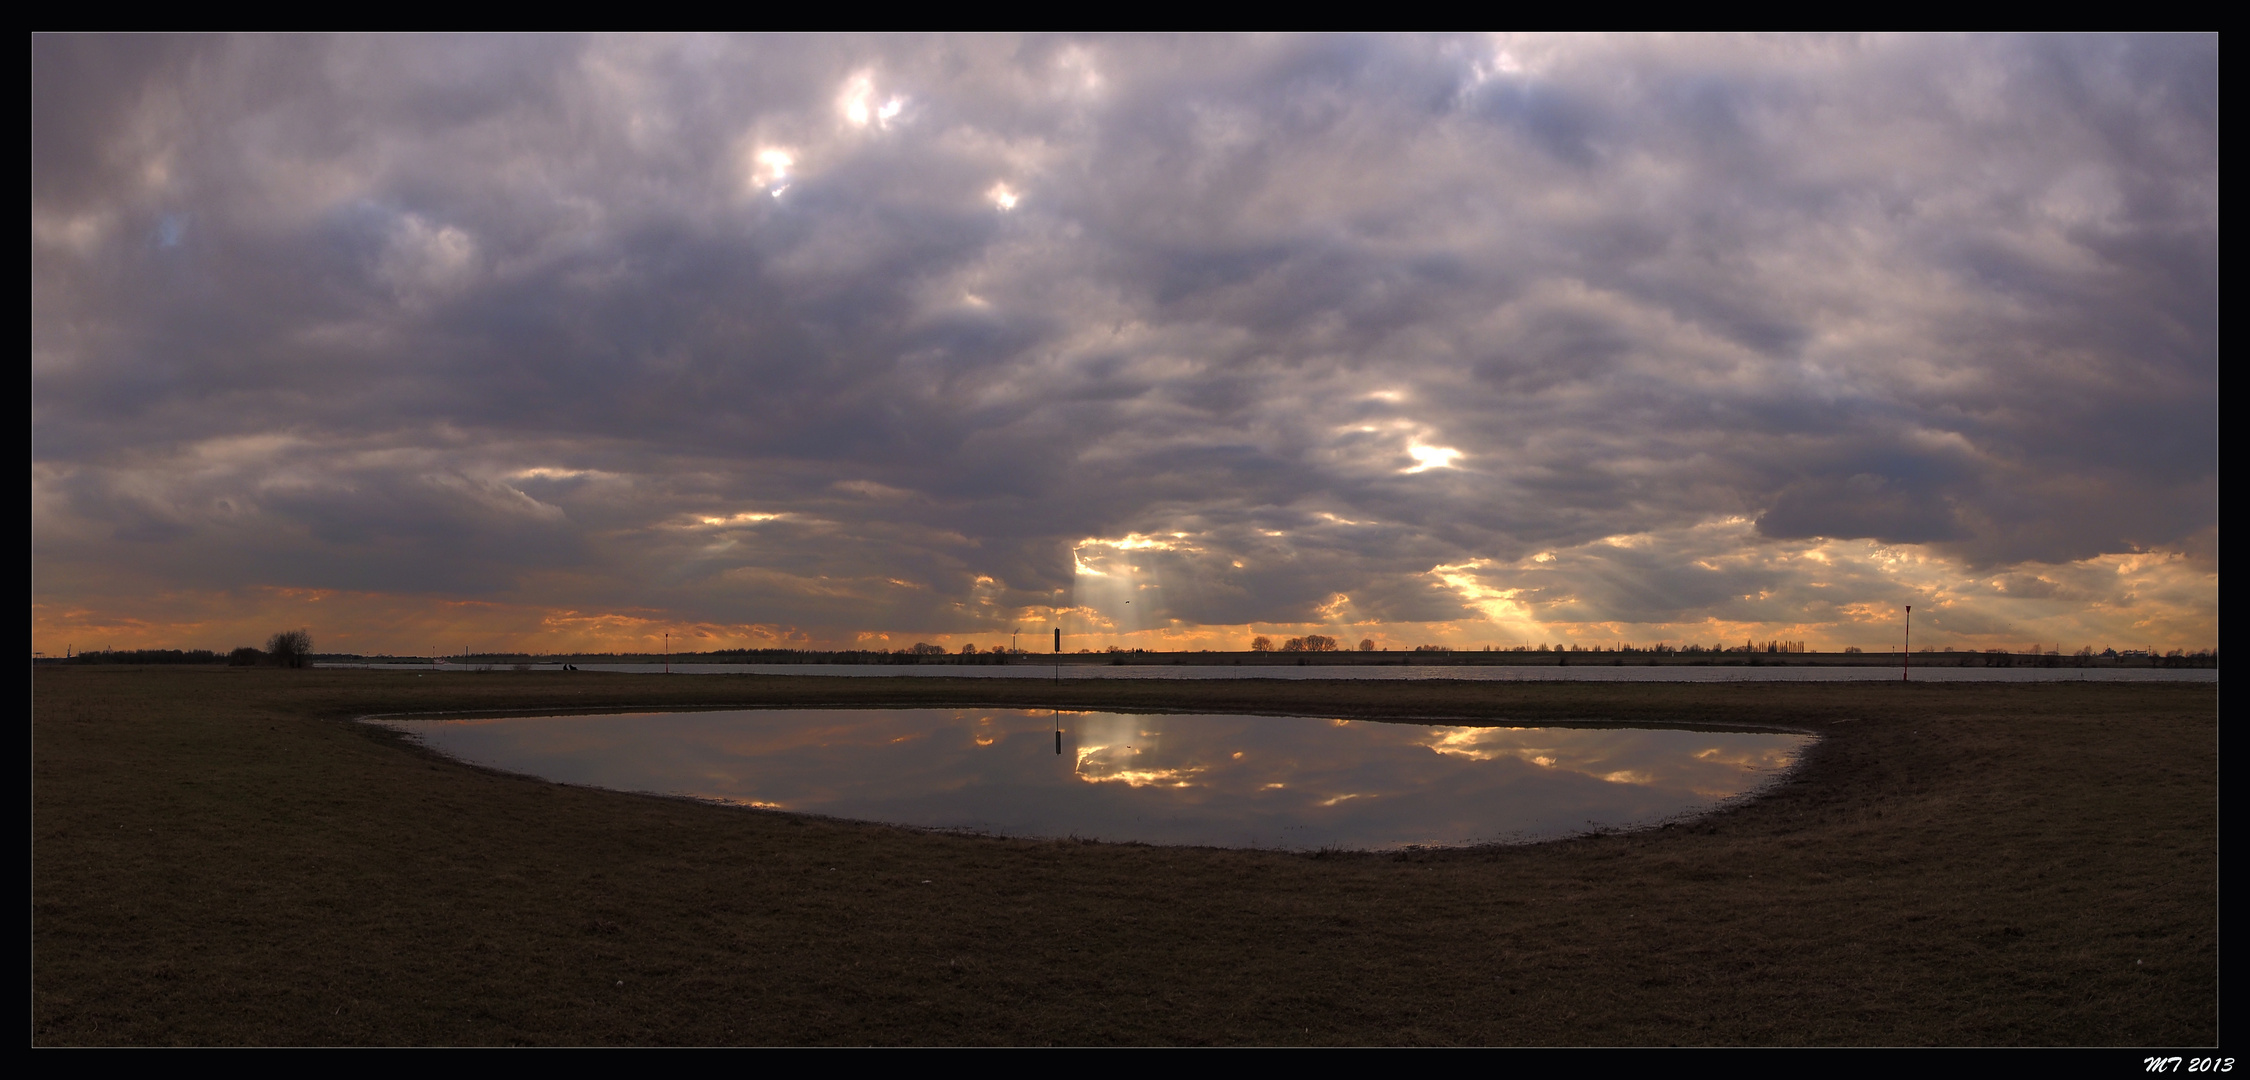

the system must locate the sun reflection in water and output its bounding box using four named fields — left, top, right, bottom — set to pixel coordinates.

left=1074, top=741, right=1205, bottom=788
